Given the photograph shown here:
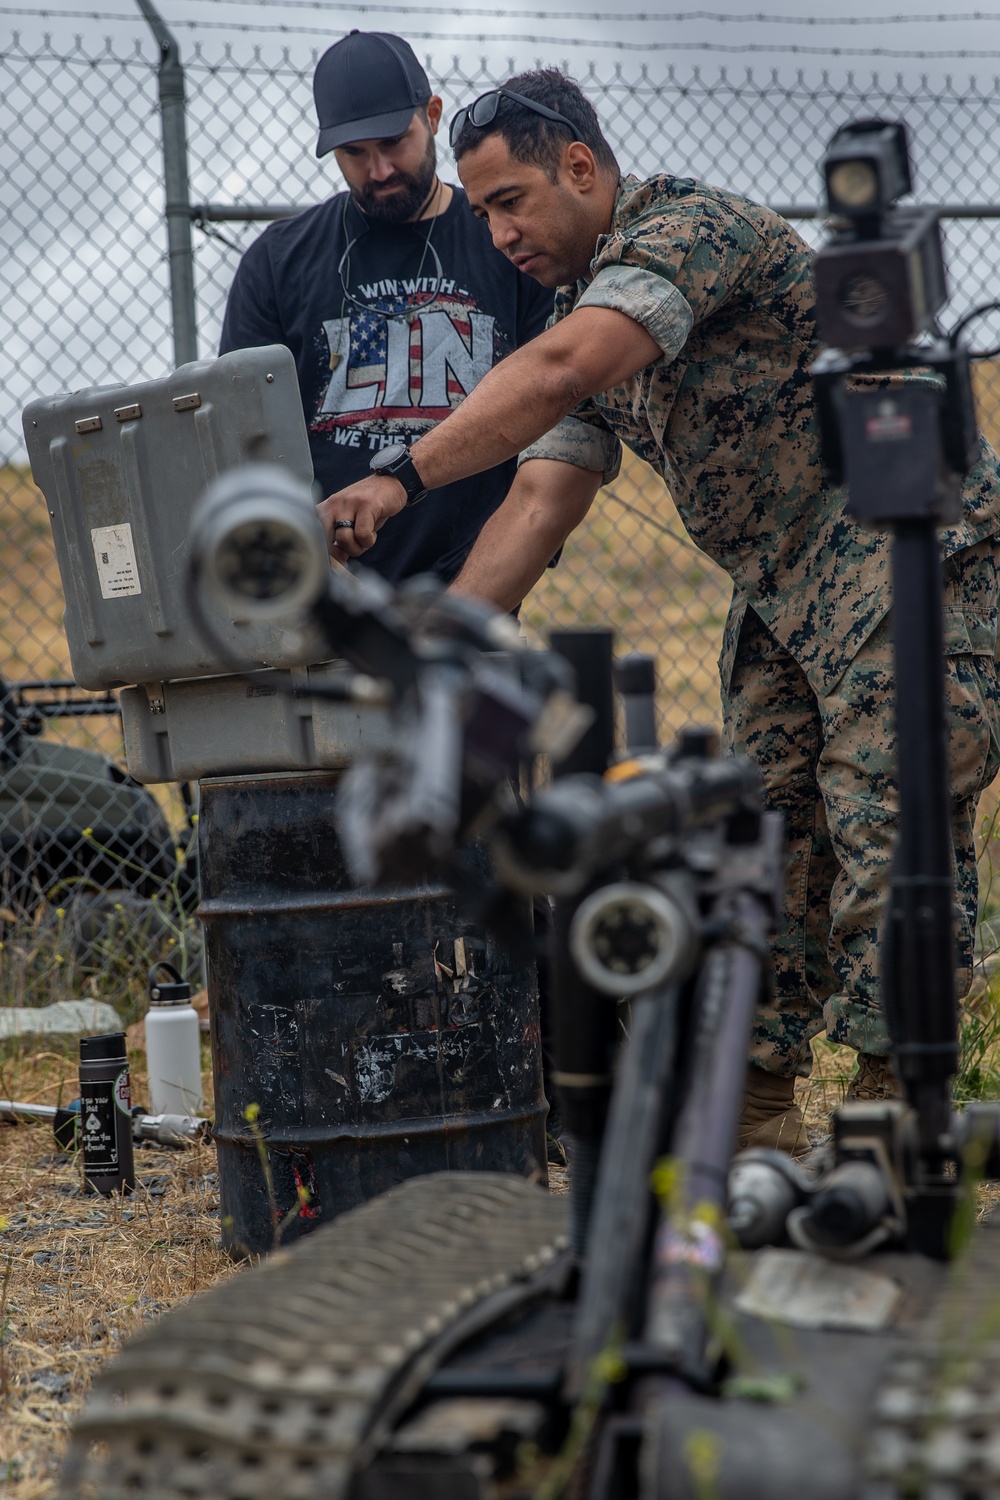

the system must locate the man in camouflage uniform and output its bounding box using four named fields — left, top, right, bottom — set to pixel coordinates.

left=318, top=69, right=1000, bottom=1152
